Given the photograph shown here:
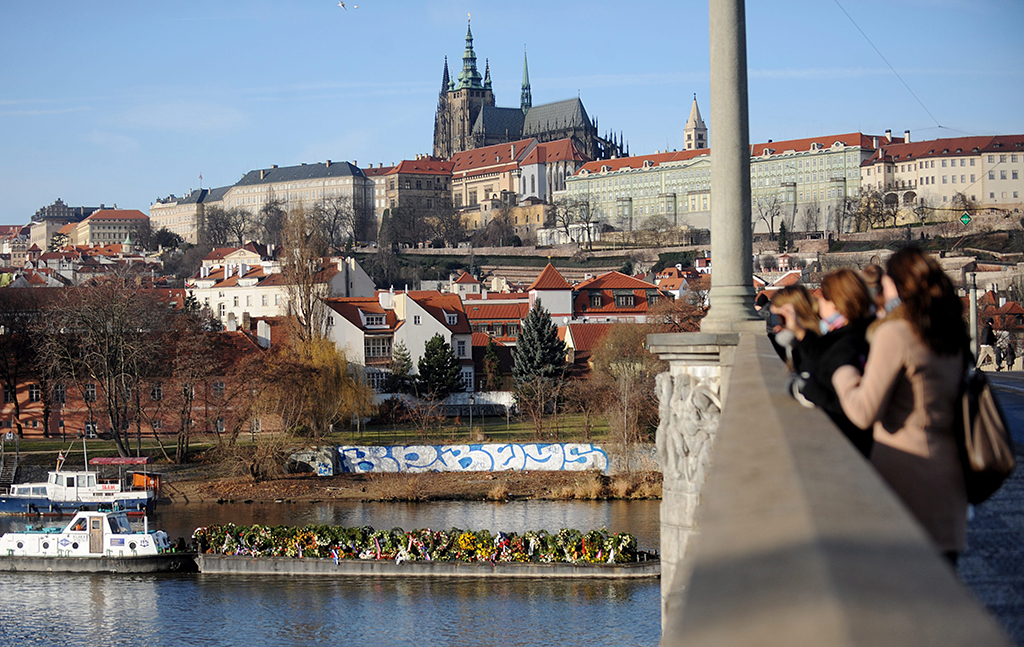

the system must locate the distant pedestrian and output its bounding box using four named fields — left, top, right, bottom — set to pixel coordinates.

left=978, top=318, right=997, bottom=370
left=1005, top=342, right=1017, bottom=371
